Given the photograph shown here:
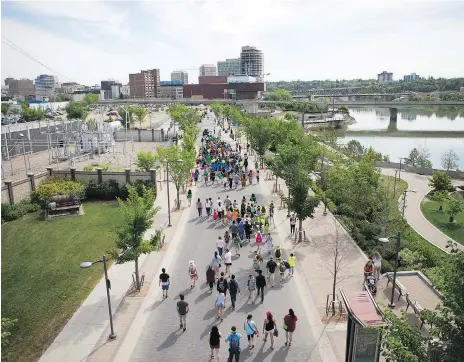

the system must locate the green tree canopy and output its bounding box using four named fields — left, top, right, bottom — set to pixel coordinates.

left=65, top=101, right=88, bottom=120
left=135, top=151, right=158, bottom=172
left=117, top=105, right=136, bottom=127
left=83, top=93, right=99, bottom=106
left=264, top=88, right=292, bottom=101
left=429, top=171, right=452, bottom=192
